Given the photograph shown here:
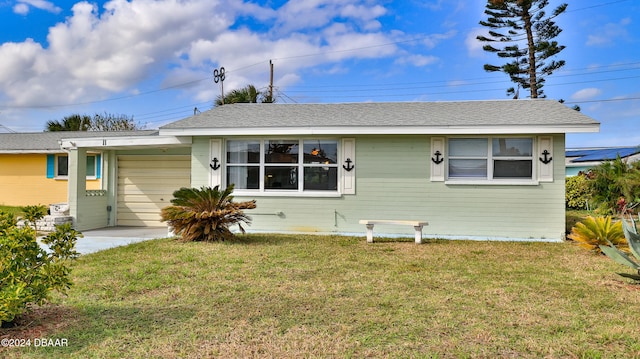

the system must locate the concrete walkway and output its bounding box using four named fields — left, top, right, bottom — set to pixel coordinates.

left=73, top=227, right=172, bottom=255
